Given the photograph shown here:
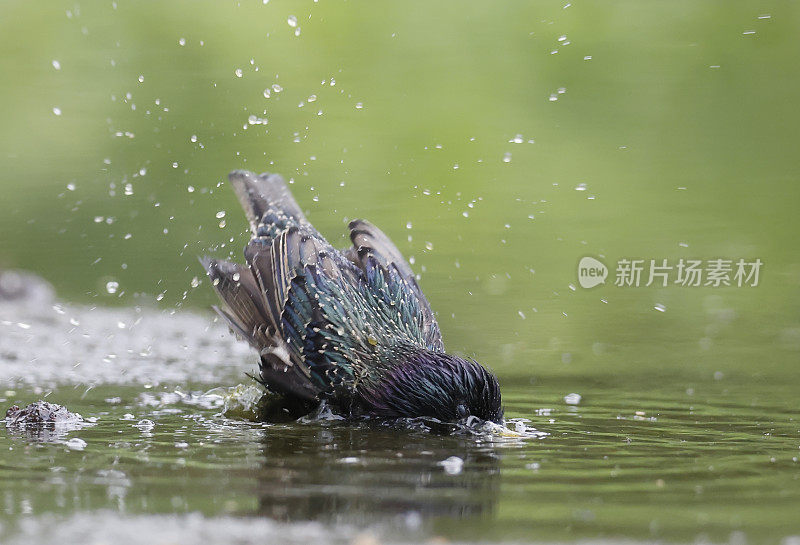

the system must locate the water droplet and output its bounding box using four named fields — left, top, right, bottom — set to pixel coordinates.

left=287, top=15, right=297, bottom=27
left=355, top=102, right=363, bottom=109
left=66, top=183, right=75, bottom=191
left=178, top=38, right=186, bottom=46
left=52, top=60, right=61, bottom=70
left=190, top=276, right=201, bottom=288
left=564, top=392, right=581, bottom=405
left=190, top=134, right=197, bottom=143
left=218, top=220, right=226, bottom=228
left=502, top=152, right=512, bottom=163
left=65, top=438, right=87, bottom=451
left=438, top=456, right=464, bottom=475
left=139, top=167, right=147, bottom=176
left=234, top=68, right=243, bottom=78
left=574, top=183, right=587, bottom=191
left=654, top=304, right=667, bottom=312
left=247, top=114, right=268, bottom=125
left=272, top=83, right=283, bottom=93
left=216, top=210, right=226, bottom=219
left=138, top=75, right=144, bottom=83
left=53, top=107, right=62, bottom=116
left=135, top=419, right=155, bottom=432
left=105, top=281, right=119, bottom=294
